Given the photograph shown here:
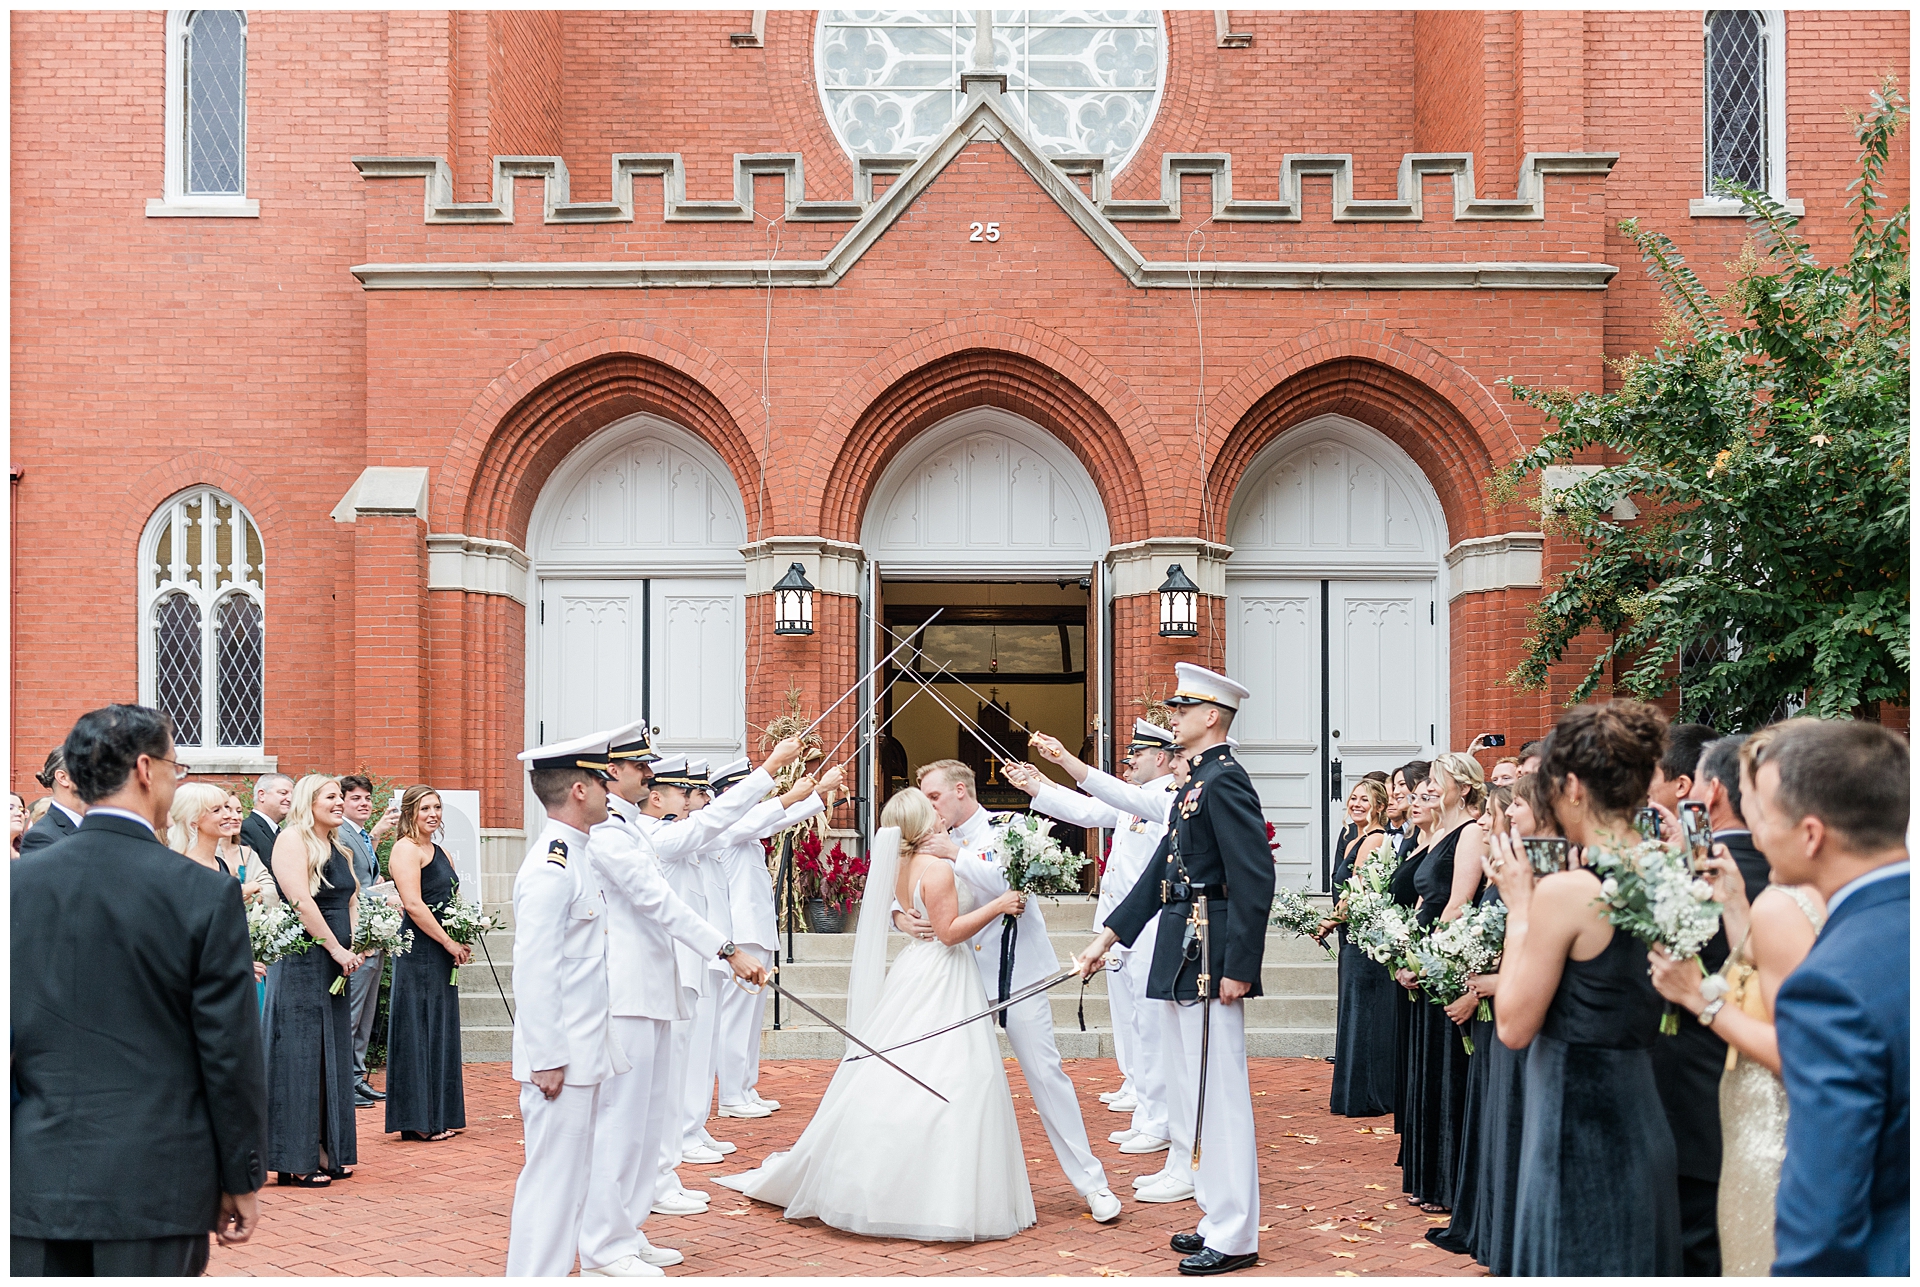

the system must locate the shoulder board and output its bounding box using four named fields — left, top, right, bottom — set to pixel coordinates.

left=546, top=839, right=569, bottom=868
left=989, top=811, right=1017, bottom=824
